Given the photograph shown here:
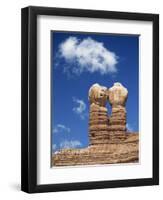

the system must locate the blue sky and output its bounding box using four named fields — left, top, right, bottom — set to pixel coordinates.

left=51, top=31, right=139, bottom=152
